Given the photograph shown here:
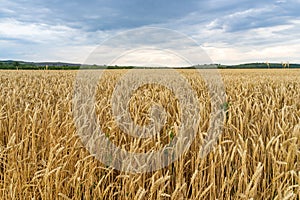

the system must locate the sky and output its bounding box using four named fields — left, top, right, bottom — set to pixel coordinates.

left=0, top=0, right=300, bottom=65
